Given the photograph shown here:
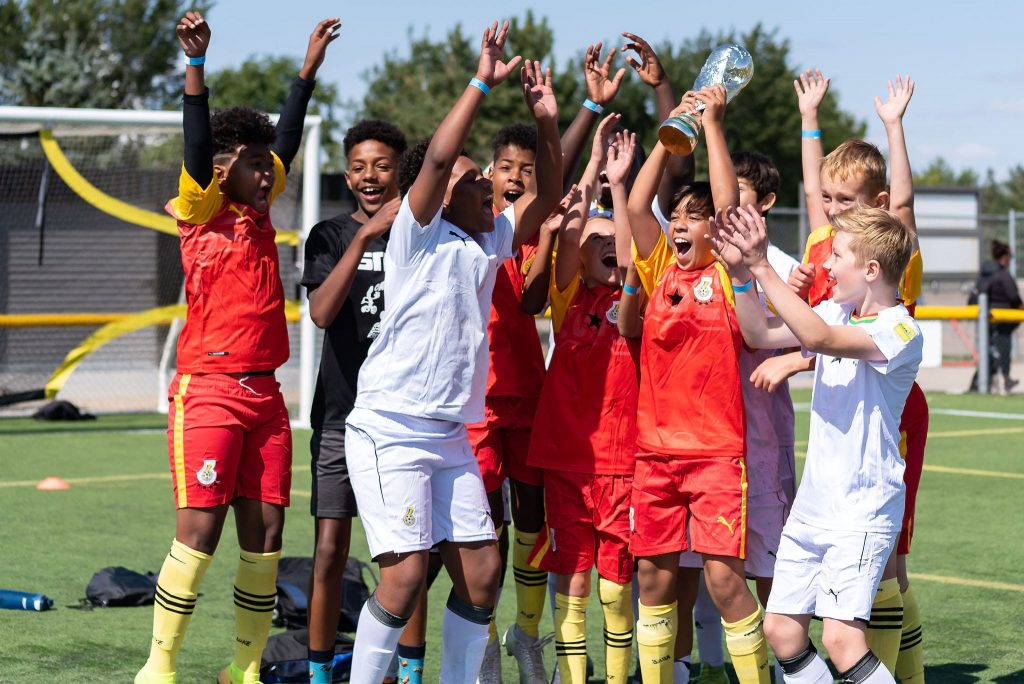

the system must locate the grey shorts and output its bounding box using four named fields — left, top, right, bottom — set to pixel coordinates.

left=310, top=429, right=358, bottom=519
